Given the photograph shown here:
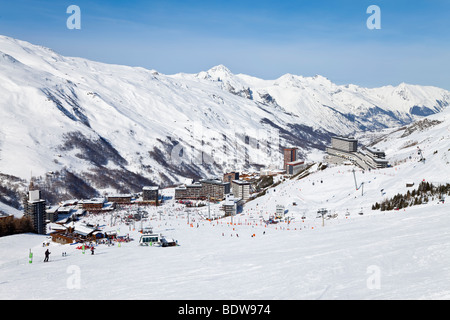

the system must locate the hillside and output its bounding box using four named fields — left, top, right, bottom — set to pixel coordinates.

left=0, top=105, right=449, bottom=299
left=0, top=35, right=449, bottom=207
